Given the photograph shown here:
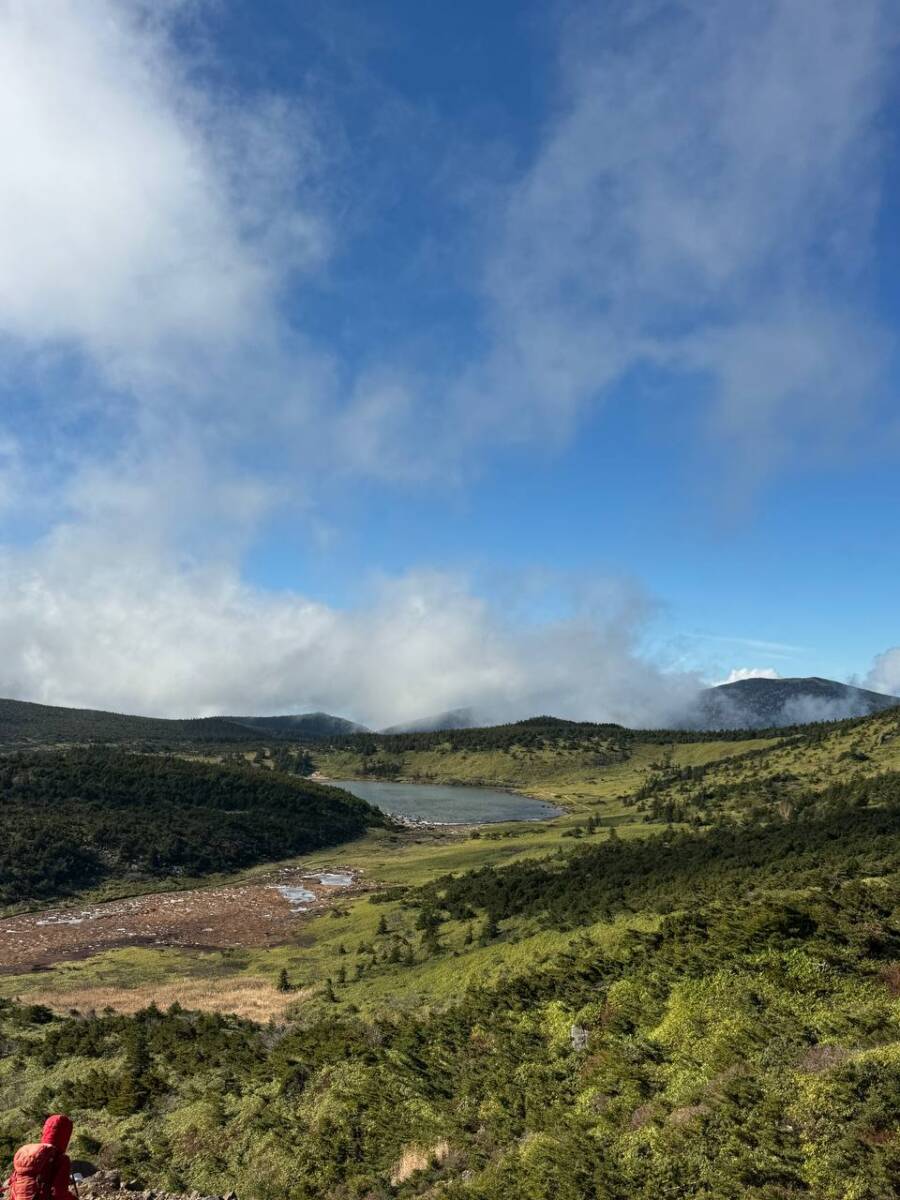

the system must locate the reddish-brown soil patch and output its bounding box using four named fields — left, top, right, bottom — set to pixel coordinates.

left=0, top=867, right=363, bottom=973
